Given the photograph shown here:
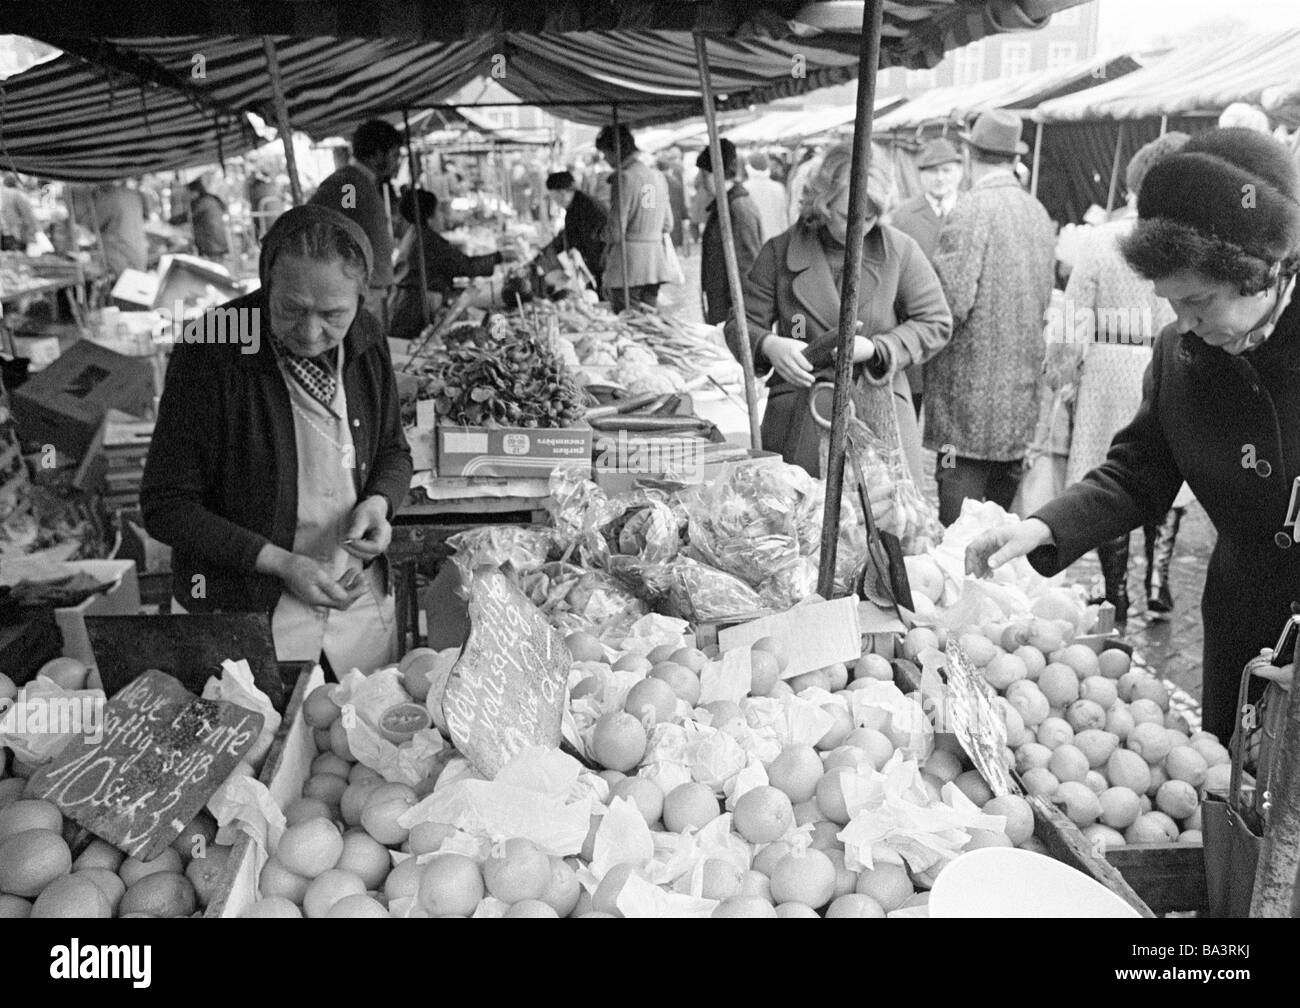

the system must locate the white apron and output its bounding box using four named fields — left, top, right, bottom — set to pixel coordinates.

left=271, top=345, right=396, bottom=674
